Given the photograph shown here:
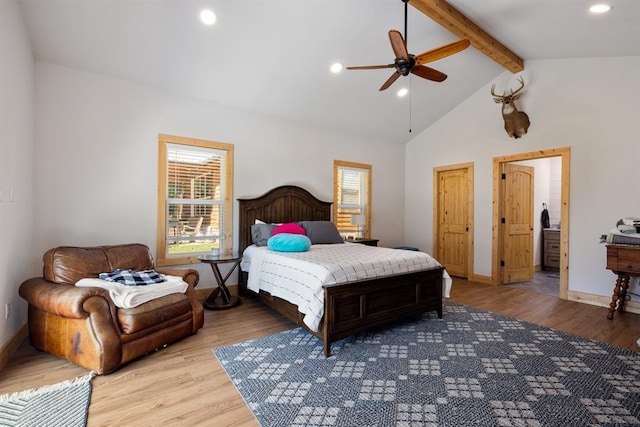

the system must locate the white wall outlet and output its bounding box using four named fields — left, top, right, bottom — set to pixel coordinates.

left=4, top=303, right=10, bottom=319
